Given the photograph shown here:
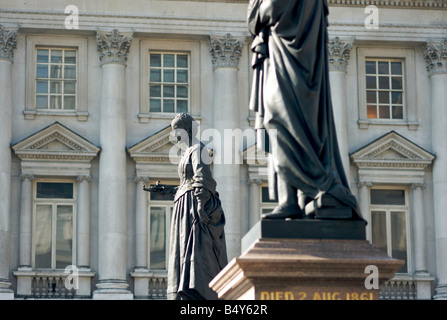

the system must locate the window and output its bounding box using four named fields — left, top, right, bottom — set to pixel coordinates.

left=365, top=59, right=404, bottom=120
left=33, top=181, right=76, bottom=269
left=149, top=53, right=189, bottom=114
left=356, top=48, right=418, bottom=130
left=139, top=40, right=200, bottom=123
left=260, top=185, right=277, bottom=215
left=25, top=35, right=88, bottom=121
left=369, top=188, right=409, bottom=273
left=148, top=183, right=176, bottom=270
left=35, top=48, right=77, bottom=111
